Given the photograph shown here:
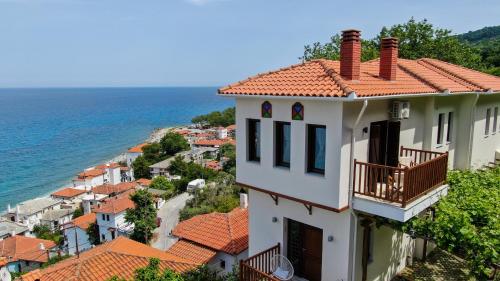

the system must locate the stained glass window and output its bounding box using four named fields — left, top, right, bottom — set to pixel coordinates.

left=262, top=101, right=272, bottom=118
left=292, top=102, right=304, bottom=121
